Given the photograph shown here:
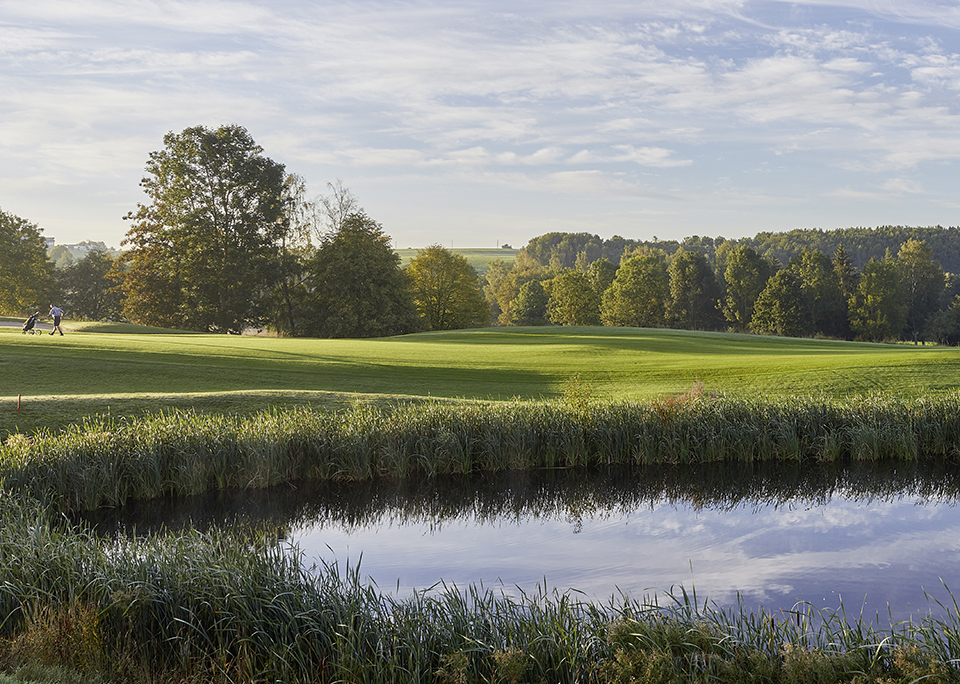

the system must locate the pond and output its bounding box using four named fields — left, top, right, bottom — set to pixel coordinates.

left=86, top=460, right=960, bottom=624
